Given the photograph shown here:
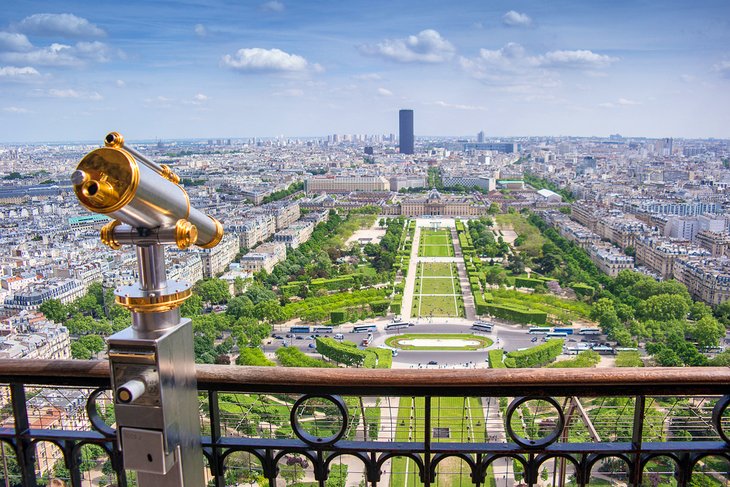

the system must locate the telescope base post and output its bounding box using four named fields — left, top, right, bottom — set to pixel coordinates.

left=108, top=318, right=205, bottom=486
